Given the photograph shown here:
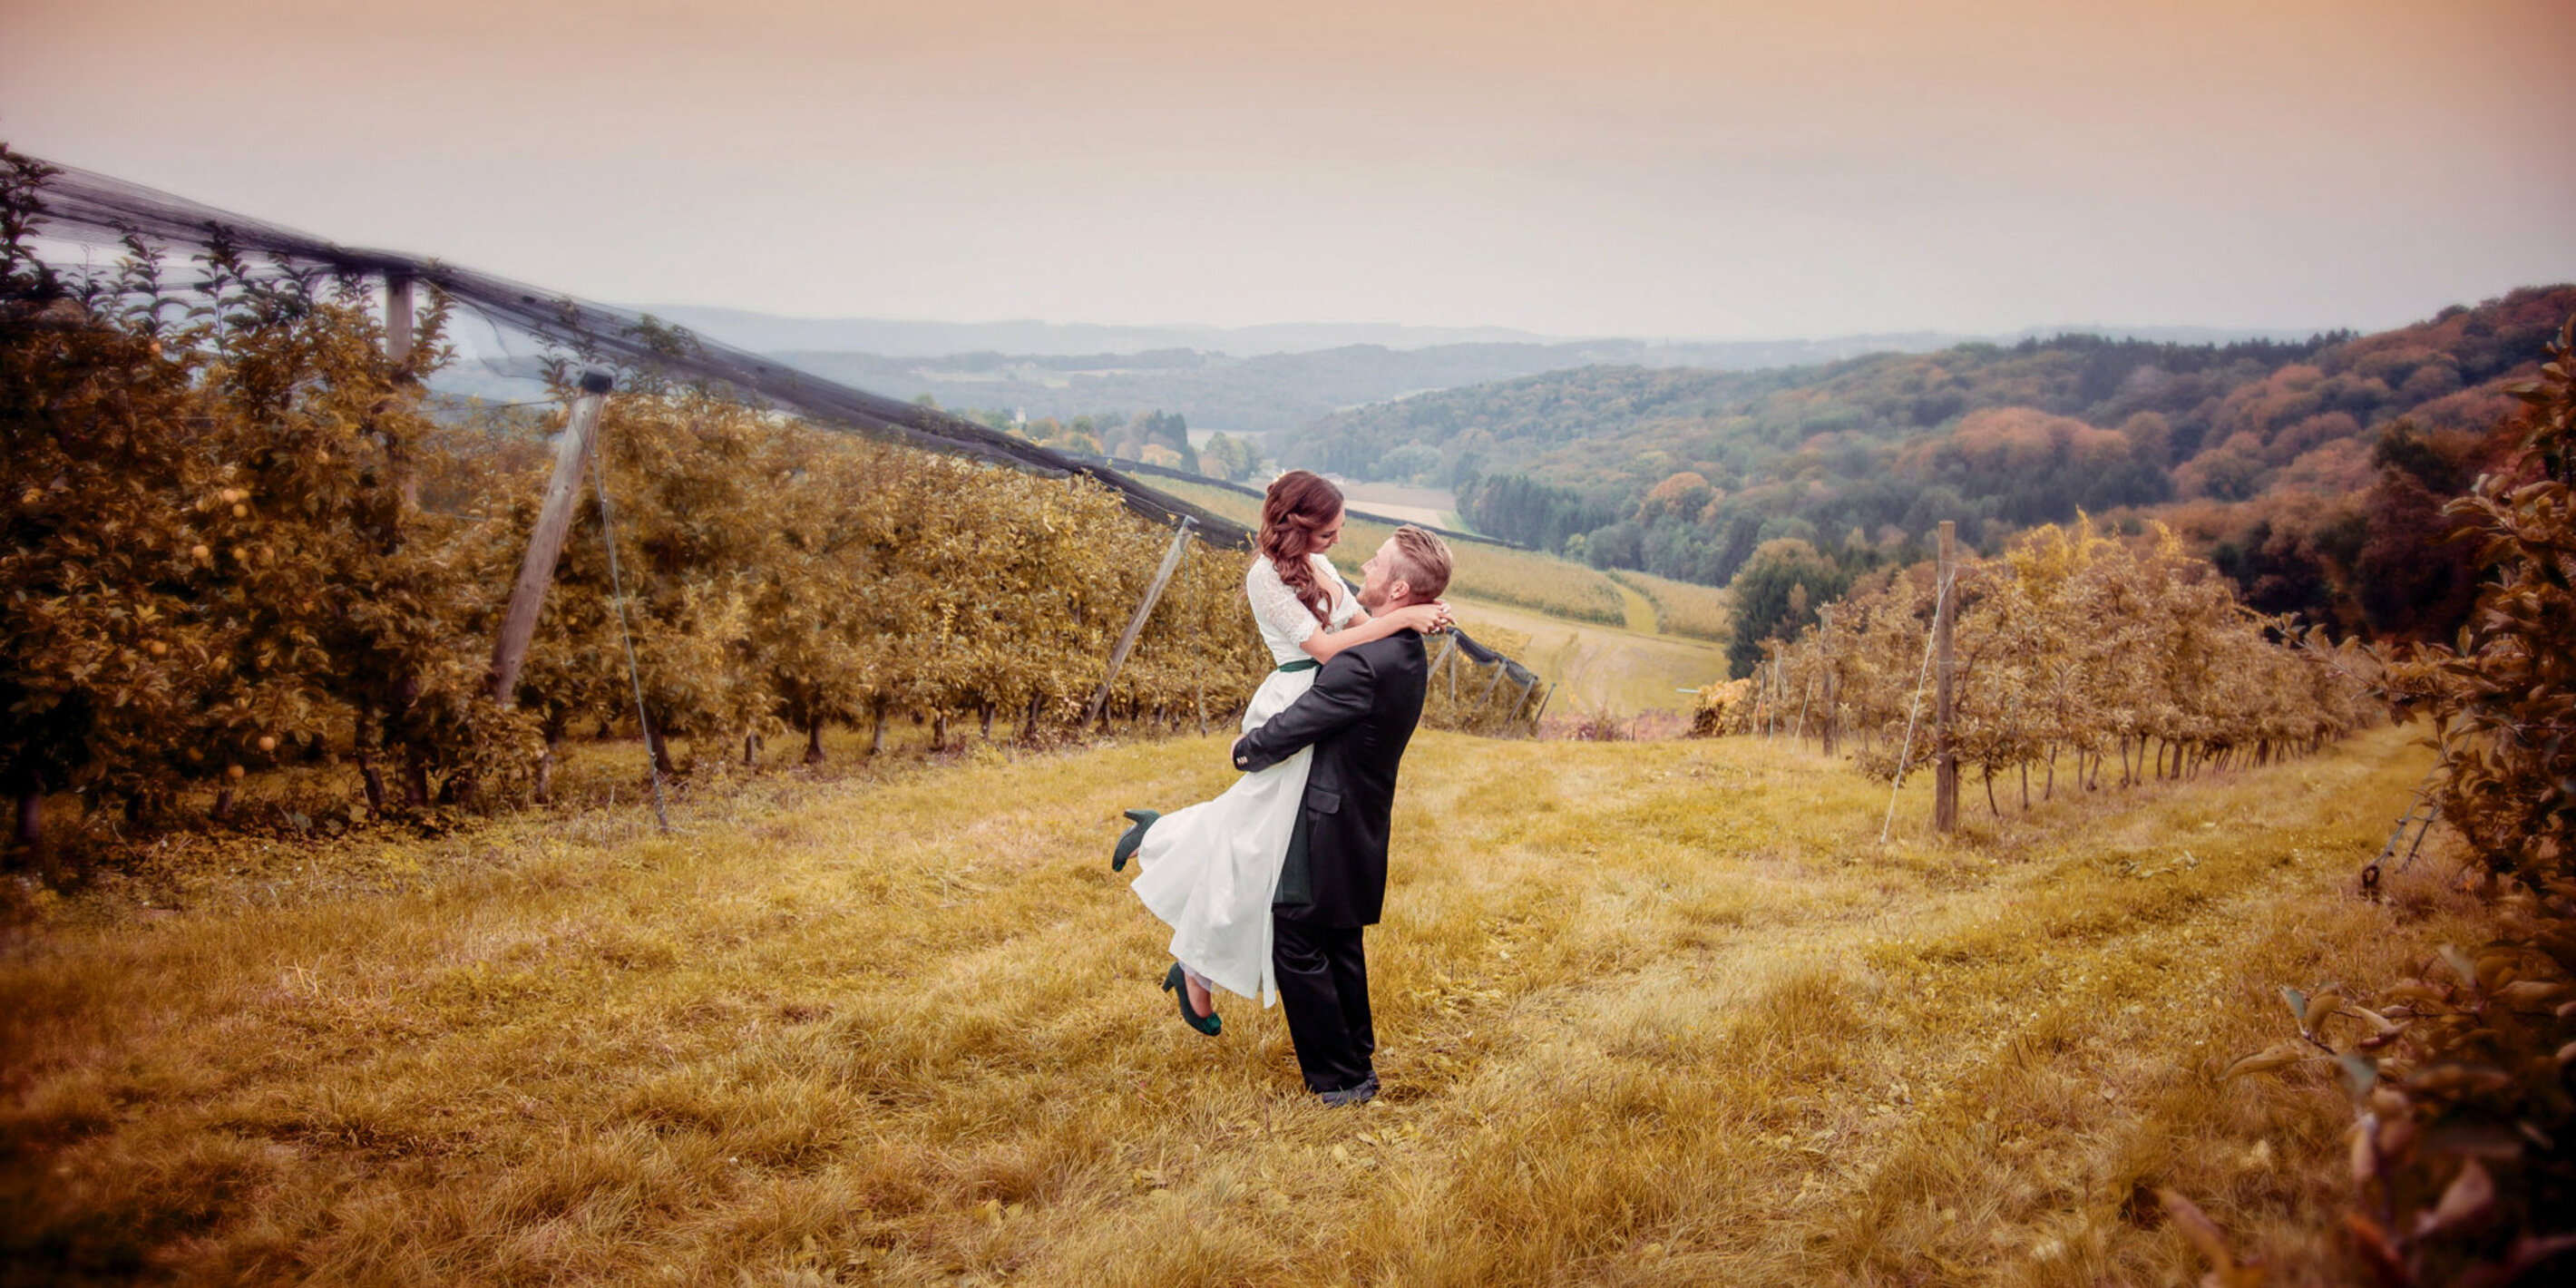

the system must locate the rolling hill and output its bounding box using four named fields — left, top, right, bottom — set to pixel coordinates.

left=1276, top=285, right=2576, bottom=641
